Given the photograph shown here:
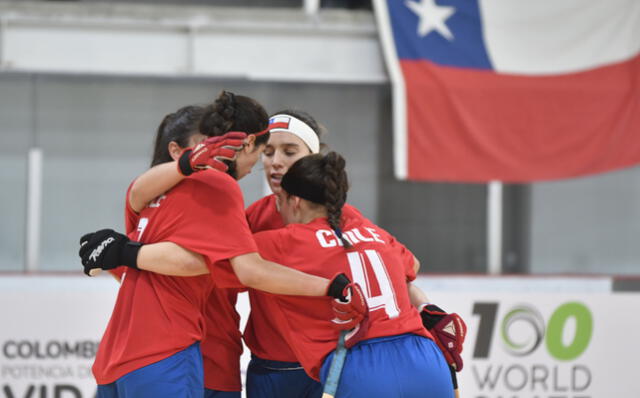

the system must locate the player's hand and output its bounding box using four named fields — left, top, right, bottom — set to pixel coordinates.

left=78, top=229, right=142, bottom=276
left=327, top=273, right=369, bottom=347
left=420, top=304, right=467, bottom=371
left=178, top=132, right=247, bottom=176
